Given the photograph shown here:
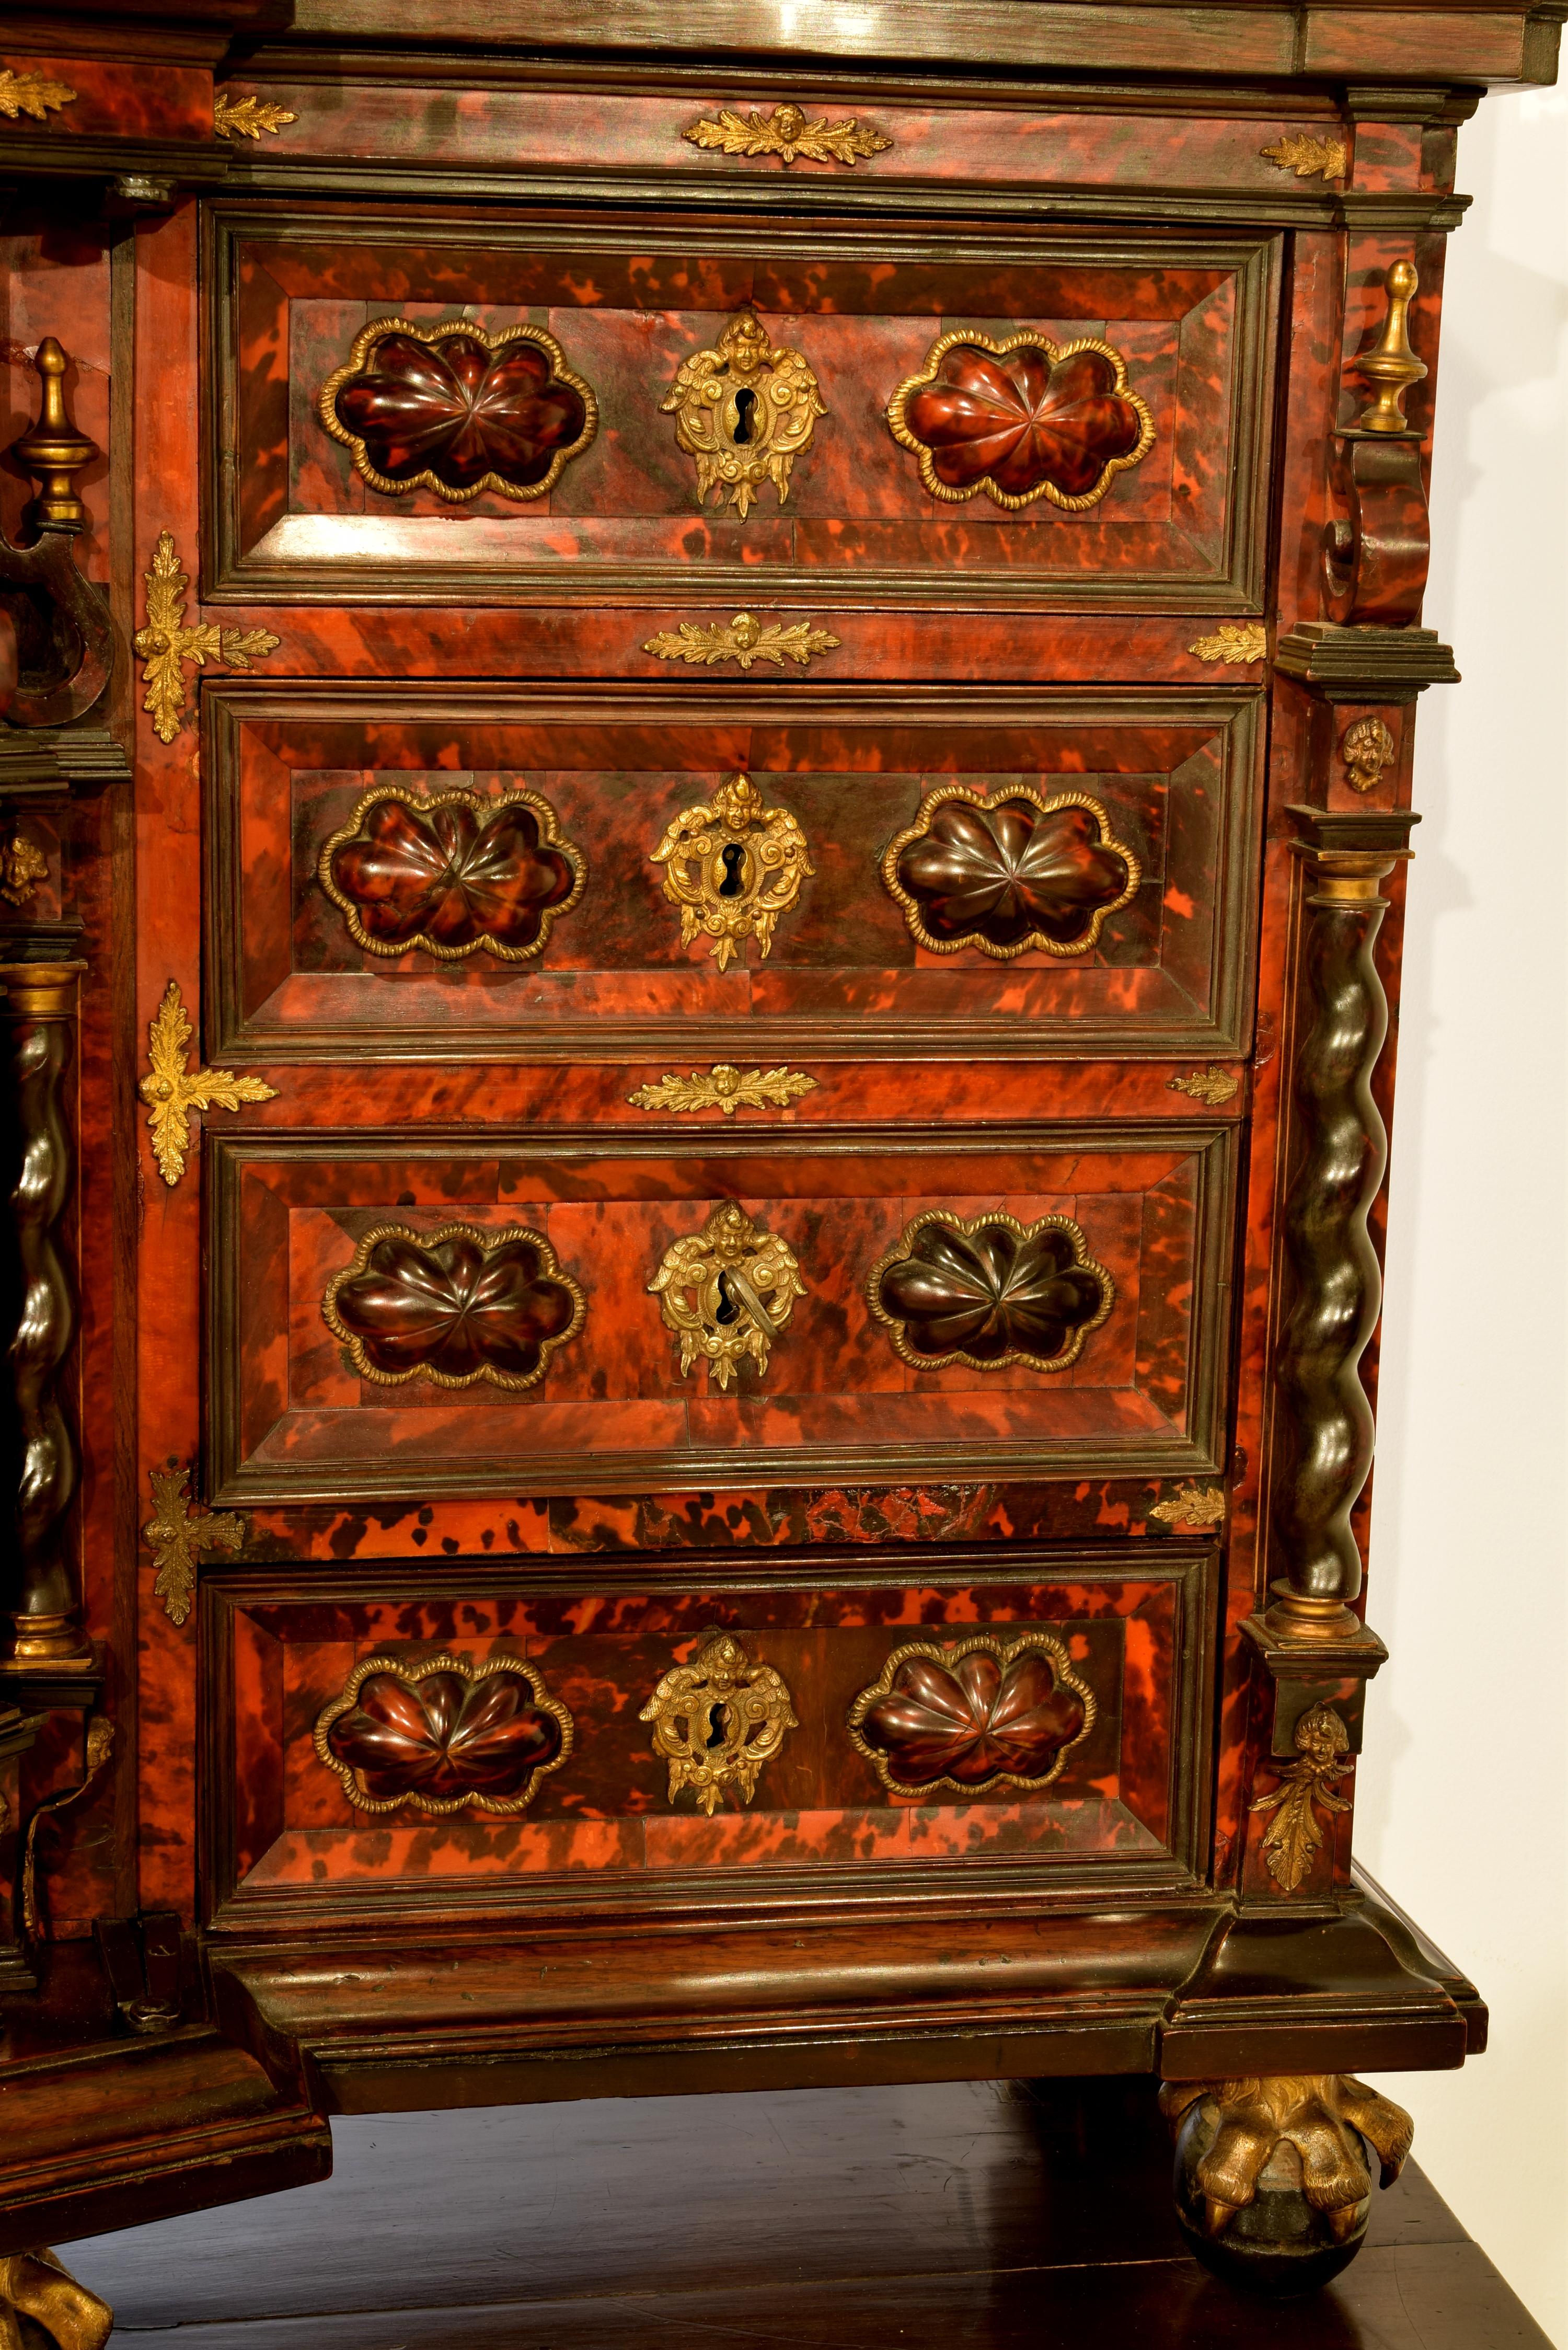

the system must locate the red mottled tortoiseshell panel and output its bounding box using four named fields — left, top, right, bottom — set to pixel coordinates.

left=204, top=687, right=1262, bottom=1064
left=204, top=1125, right=1235, bottom=1507
left=210, top=210, right=1276, bottom=607
left=204, top=1556, right=1215, bottom=1925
